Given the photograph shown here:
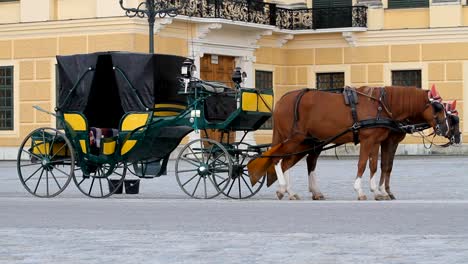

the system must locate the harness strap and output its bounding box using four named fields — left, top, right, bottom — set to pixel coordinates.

left=291, top=88, right=312, bottom=133
left=344, top=87, right=360, bottom=145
